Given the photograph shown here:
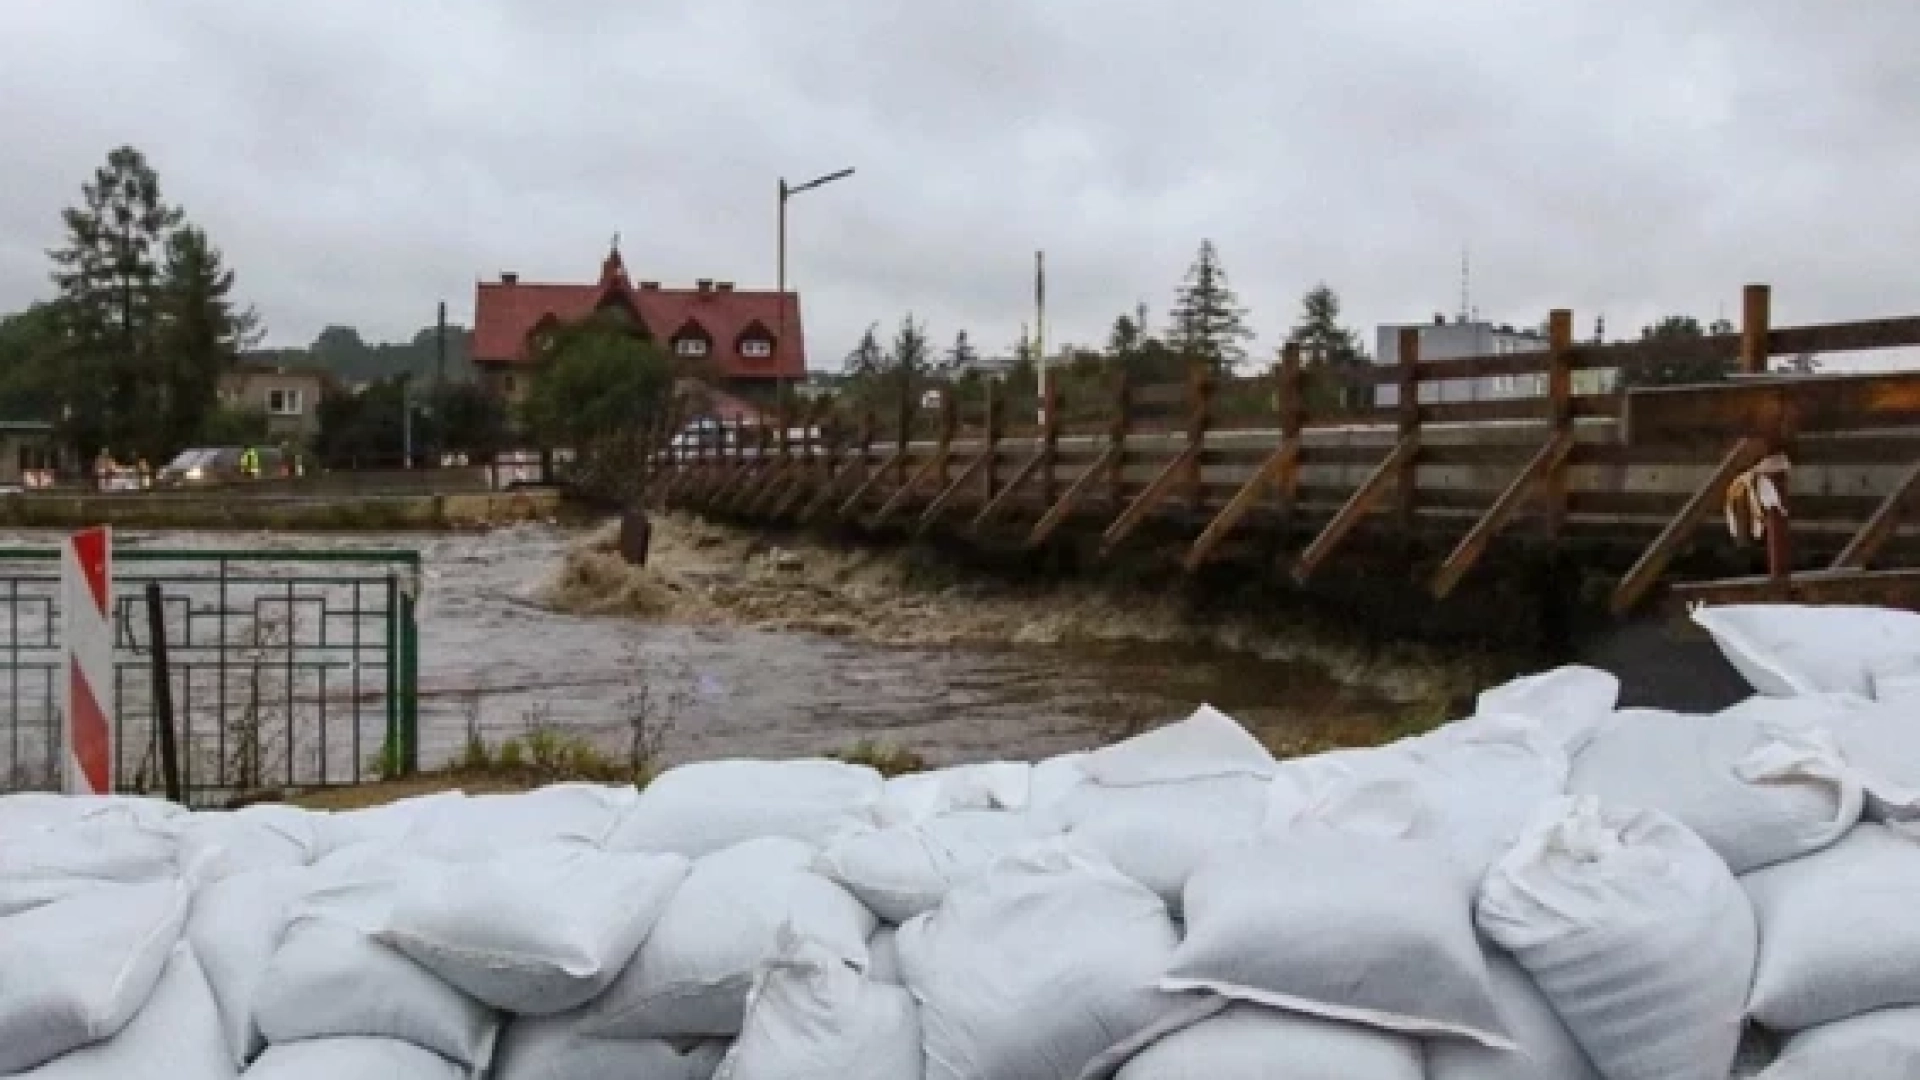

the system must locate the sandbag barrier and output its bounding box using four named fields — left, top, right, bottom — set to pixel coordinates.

left=2, top=603, right=1919, bottom=1079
